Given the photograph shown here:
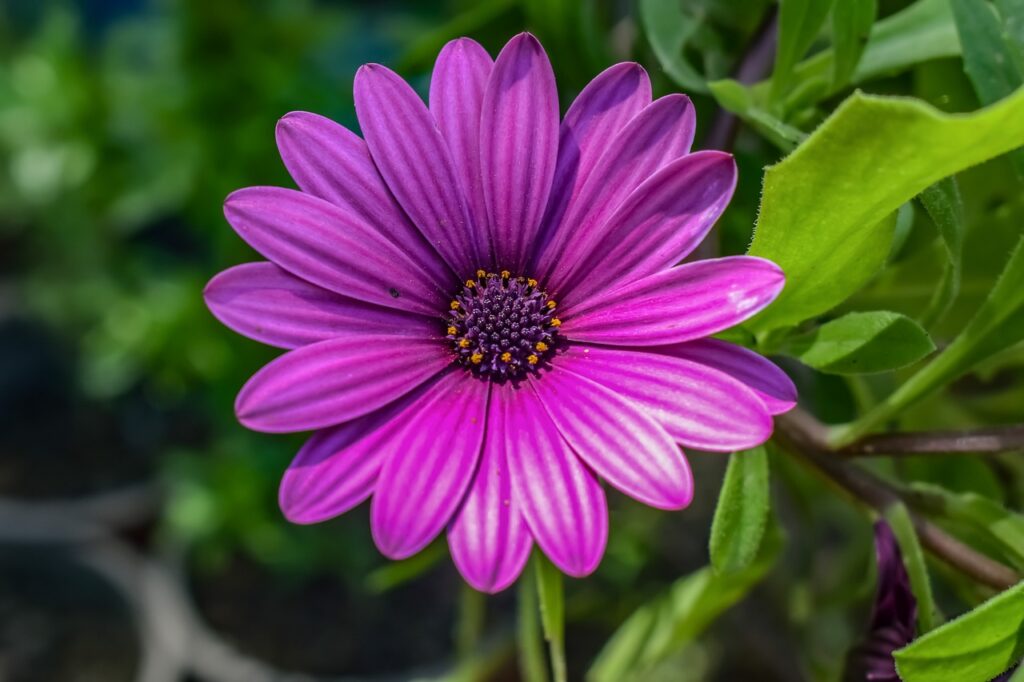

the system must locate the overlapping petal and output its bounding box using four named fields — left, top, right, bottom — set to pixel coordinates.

left=371, top=373, right=490, bottom=559
left=480, top=33, right=559, bottom=271
left=559, top=151, right=737, bottom=306
left=536, top=94, right=696, bottom=288
left=561, top=345, right=773, bottom=452
left=448, top=390, right=532, bottom=593
left=532, top=363, right=693, bottom=507
left=430, top=38, right=494, bottom=234
left=274, top=111, right=453, bottom=286
left=355, top=63, right=485, bottom=274
left=204, top=262, right=436, bottom=349
left=224, top=187, right=446, bottom=315
left=278, top=385, right=433, bottom=524
left=562, top=256, right=785, bottom=345
left=534, top=62, right=651, bottom=264
left=660, top=339, right=797, bottom=415
left=235, top=334, right=448, bottom=433
left=500, top=382, right=608, bottom=577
